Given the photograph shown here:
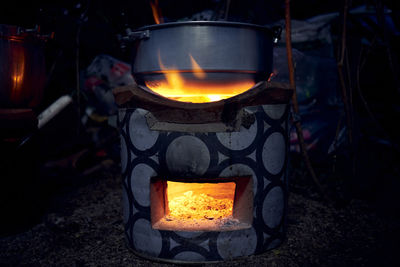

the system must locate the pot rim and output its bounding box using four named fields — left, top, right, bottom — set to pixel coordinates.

left=136, top=20, right=273, bottom=34
left=0, top=24, right=49, bottom=42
